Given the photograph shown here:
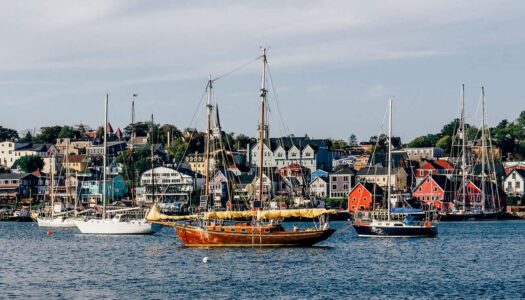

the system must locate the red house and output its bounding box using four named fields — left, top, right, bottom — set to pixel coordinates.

left=347, top=182, right=384, bottom=213
left=412, top=175, right=455, bottom=210
left=416, top=160, right=455, bottom=179
left=458, top=180, right=501, bottom=210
